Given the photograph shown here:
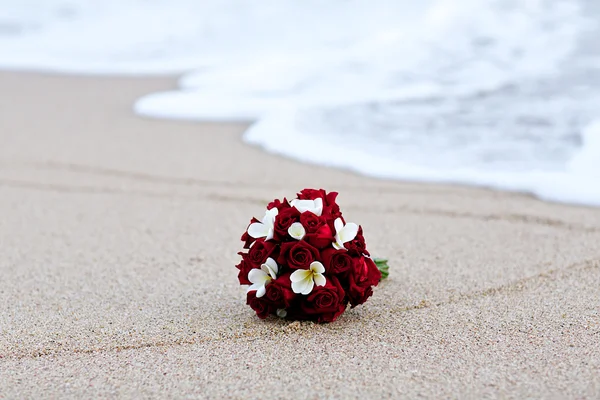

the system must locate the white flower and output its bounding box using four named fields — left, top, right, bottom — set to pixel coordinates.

left=290, top=198, right=323, bottom=216
left=247, top=207, right=278, bottom=240
left=333, top=218, right=358, bottom=250
left=288, top=222, right=306, bottom=240
left=290, top=261, right=326, bottom=295
left=276, top=308, right=287, bottom=318
left=247, top=257, right=278, bottom=298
